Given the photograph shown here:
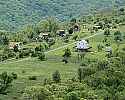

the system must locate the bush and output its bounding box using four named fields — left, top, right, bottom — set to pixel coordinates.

left=104, top=29, right=110, bottom=37
left=97, top=43, right=104, bottom=51
left=114, top=31, right=122, bottom=42
left=52, top=70, right=61, bottom=83
left=23, top=86, right=54, bottom=100
left=7, top=51, right=16, bottom=58
left=11, top=72, right=18, bottom=79
left=47, top=38, right=55, bottom=47
left=35, top=44, right=44, bottom=52
left=38, top=52, right=46, bottom=61
left=19, top=51, right=24, bottom=58
left=72, top=35, right=78, bottom=41
left=28, top=76, right=37, bottom=80
left=43, top=78, right=51, bottom=85
left=0, top=72, right=16, bottom=94
left=31, top=51, right=38, bottom=57
left=78, top=67, right=96, bottom=82
left=63, top=48, right=71, bottom=58
left=22, top=70, right=26, bottom=74
left=64, top=91, right=80, bottom=100
left=63, top=35, right=69, bottom=43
